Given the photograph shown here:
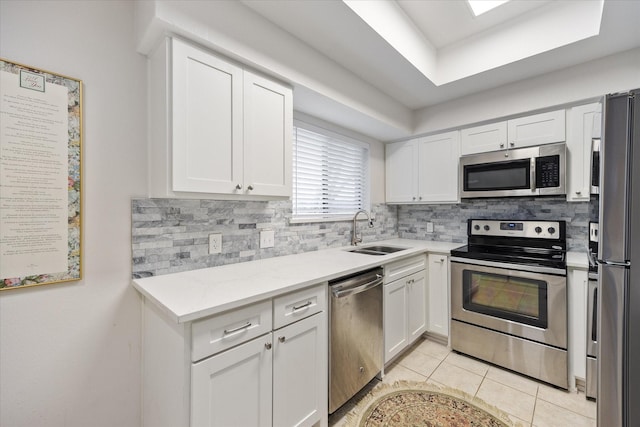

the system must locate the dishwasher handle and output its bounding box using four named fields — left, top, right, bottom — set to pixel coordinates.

left=332, top=274, right=383, bottom=298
